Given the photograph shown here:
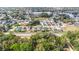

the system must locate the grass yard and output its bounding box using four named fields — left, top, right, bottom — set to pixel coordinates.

left=33, top=17, right=48, bottom=20
left=64, top=26, right=79, bottom=31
